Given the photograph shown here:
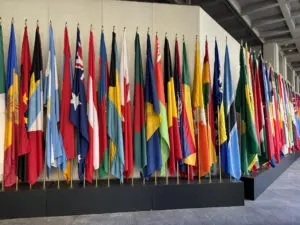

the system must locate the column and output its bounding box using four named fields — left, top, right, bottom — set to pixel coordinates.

left=263, top=42, right=280, bottom=73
